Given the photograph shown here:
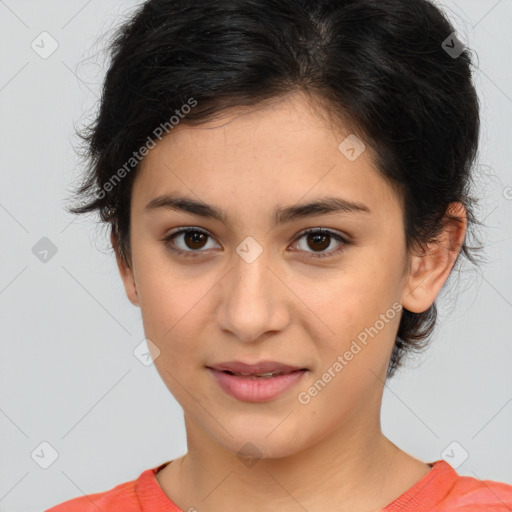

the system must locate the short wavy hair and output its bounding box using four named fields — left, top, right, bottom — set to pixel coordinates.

left=68, top=0, right=484, bottom=378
